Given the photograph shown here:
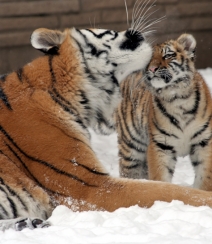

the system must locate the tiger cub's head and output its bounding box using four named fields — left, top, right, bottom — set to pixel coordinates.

left=145, top=34, right=196, bottom=94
